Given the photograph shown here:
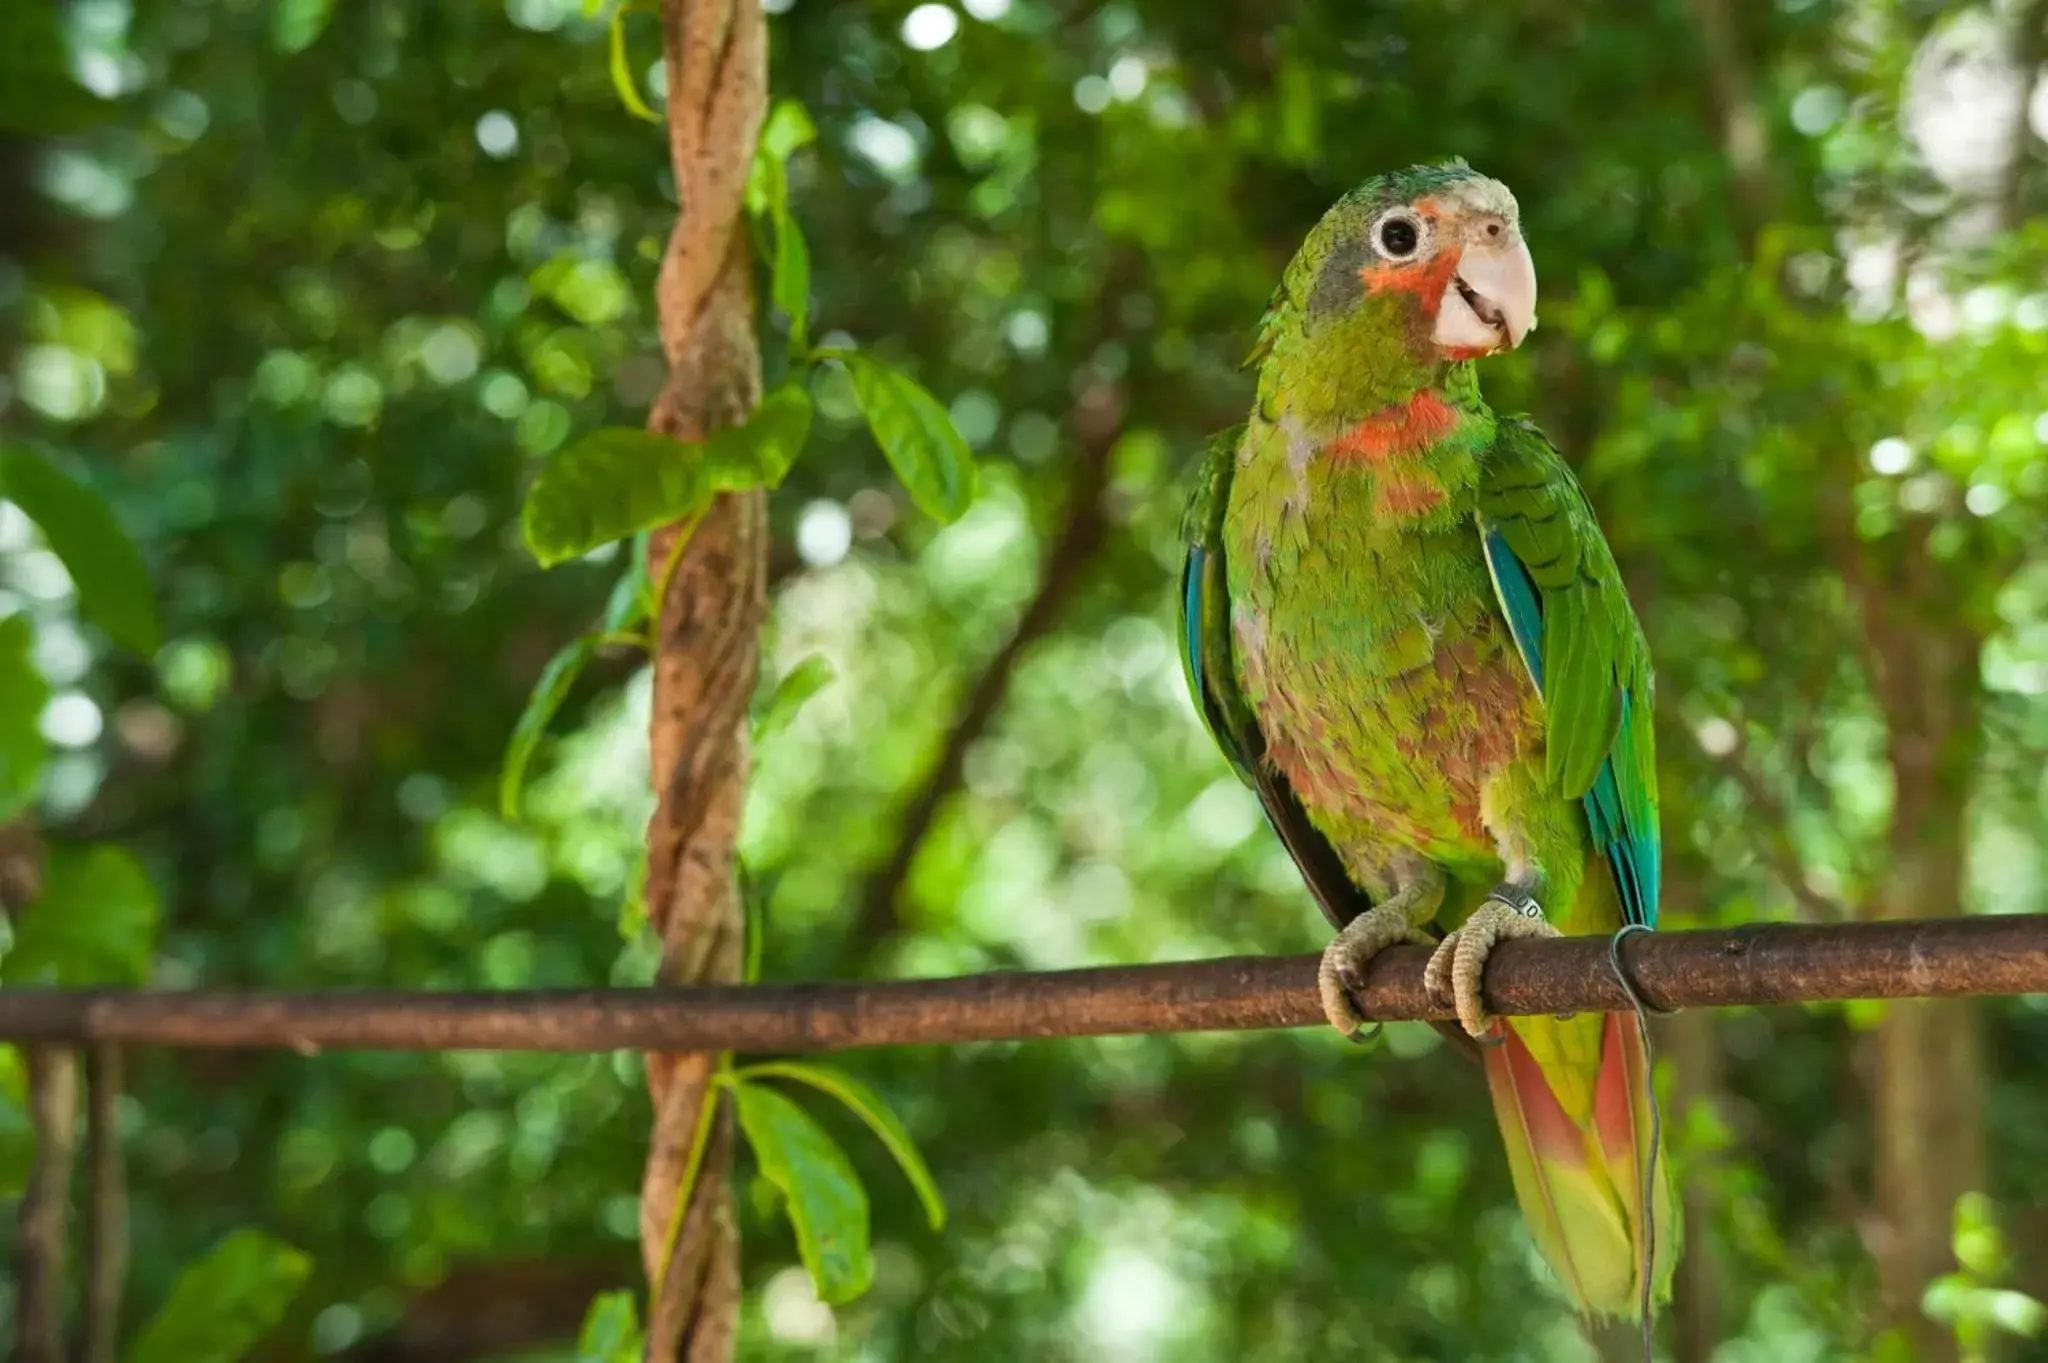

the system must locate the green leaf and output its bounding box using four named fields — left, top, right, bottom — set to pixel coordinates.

left=706, top=383, right=812, bottom=493
left=761, top=99, right=817, bottom=163
left=2, top=843, right=158, bottom=988
left=607, top=1, right=662, bottom=124
left=575, top=1289, right=644, bottom=1362
left=521, top=428, right=710, bottom=568
left=745, top=101, right=817, bottom=351
left=0, top=445, right=160, bottom=656
left=0, top=1047, right=32, bottom=1199
left=500, top=635, right=598, bottom=820
left=124, top=1230, right=311, bottom=1363
left=632, top=530, right=666, bottom=622
left=771, top=209, right=812, bottom=353
left=0, top=615, right=49, bottom=821
left=523, top=395, right=811, bottom=568
left=603, top=533, right=652, bottom=633
left=744, top=152, right=781, bottom=221
left=739, top=858, right=766, bottom=984
left=744, top=104, right=816, bottom=218
left=732, top=1080, right=874, bottom=1304
left=837, top=354, right=978, bottom=523
left=738, top=1060, right=946, bottom=1231
left=753, top=653, right=834, bottom=747
left=1953, top=1191, right=2006, bottom=1278
left=617, top=845, right=649, bottom=941
left=270, top=0, right=335, bottom=53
